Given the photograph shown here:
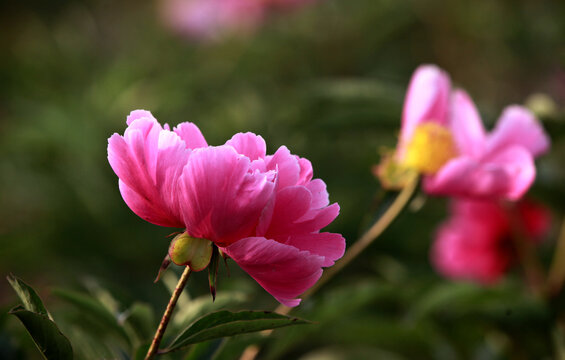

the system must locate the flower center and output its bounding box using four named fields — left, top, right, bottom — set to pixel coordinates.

left=402, top=122, right=457, bottom=175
